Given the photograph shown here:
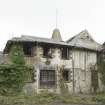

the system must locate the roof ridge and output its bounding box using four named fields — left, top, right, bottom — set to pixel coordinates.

left=21, top=35, right=51, bottom=40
